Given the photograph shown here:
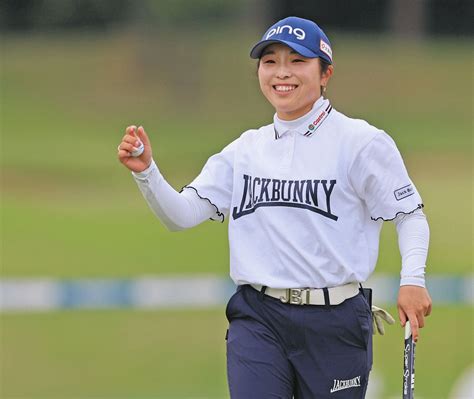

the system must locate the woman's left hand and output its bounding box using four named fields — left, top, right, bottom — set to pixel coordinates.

left=397, top=285, right=432, bottom=342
